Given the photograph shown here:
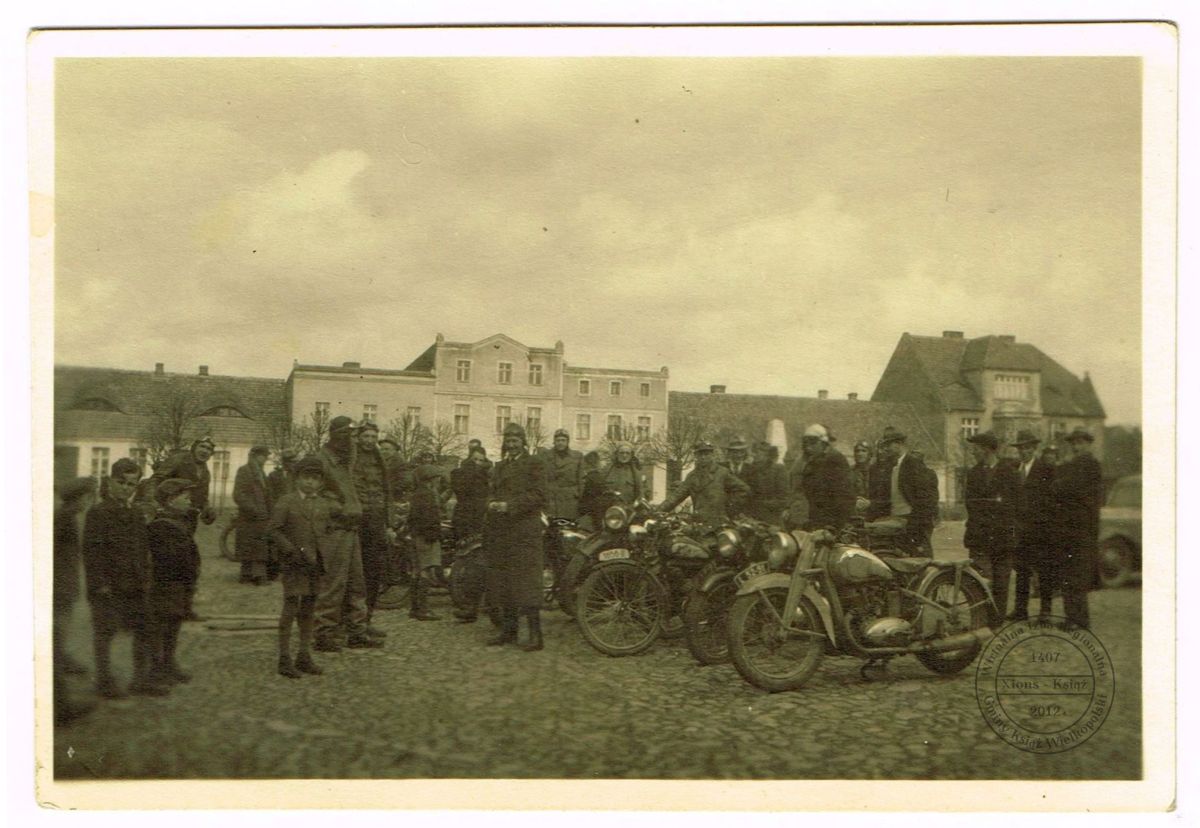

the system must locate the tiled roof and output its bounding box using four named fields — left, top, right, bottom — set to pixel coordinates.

left=404, top=344, right=438, bottom=373
left=669, top=391, right=944, bottom=462
left=54, top=366, right=288, bottom=445
left=293, top=363, right=433, bottom=378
